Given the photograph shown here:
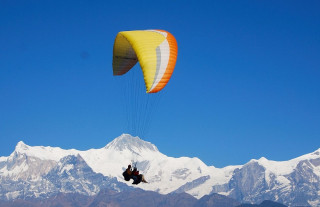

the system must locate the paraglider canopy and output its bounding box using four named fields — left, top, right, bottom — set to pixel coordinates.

left=112, top=30, right=178, bottom=93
